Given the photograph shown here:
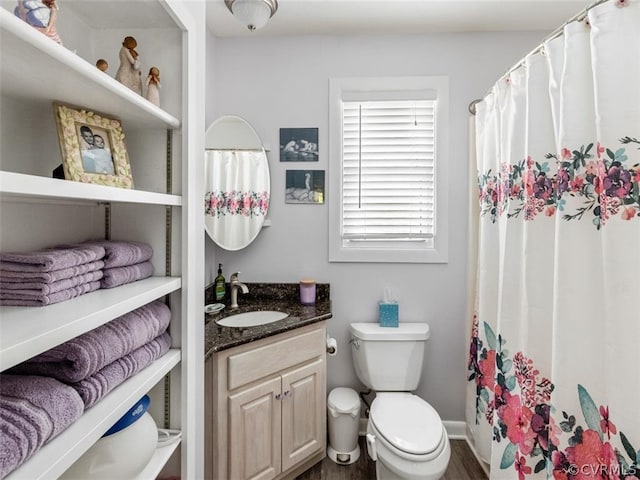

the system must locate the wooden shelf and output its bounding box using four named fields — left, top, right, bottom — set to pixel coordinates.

left=0, top=8, right=180, bottom=130
left=0, top=171, right=182, bottom=206
left=0, top=276, right=181, bottom=370
left=4, top=349, right=181, bottom=480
